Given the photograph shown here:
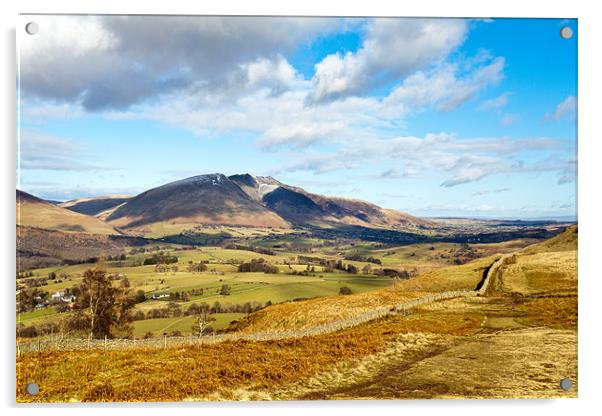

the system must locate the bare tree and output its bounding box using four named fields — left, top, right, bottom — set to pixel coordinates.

left=191, top=303, right=215, bottom=338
